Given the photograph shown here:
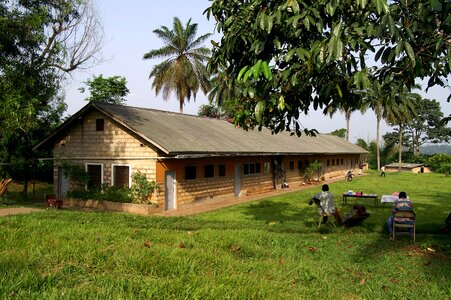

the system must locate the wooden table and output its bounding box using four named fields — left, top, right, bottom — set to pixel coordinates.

left=342, top=193, right=378, bottom=206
